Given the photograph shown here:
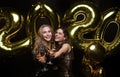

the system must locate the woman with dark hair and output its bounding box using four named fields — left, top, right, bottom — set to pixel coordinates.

left=49, top=27, right=74, bottom=77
